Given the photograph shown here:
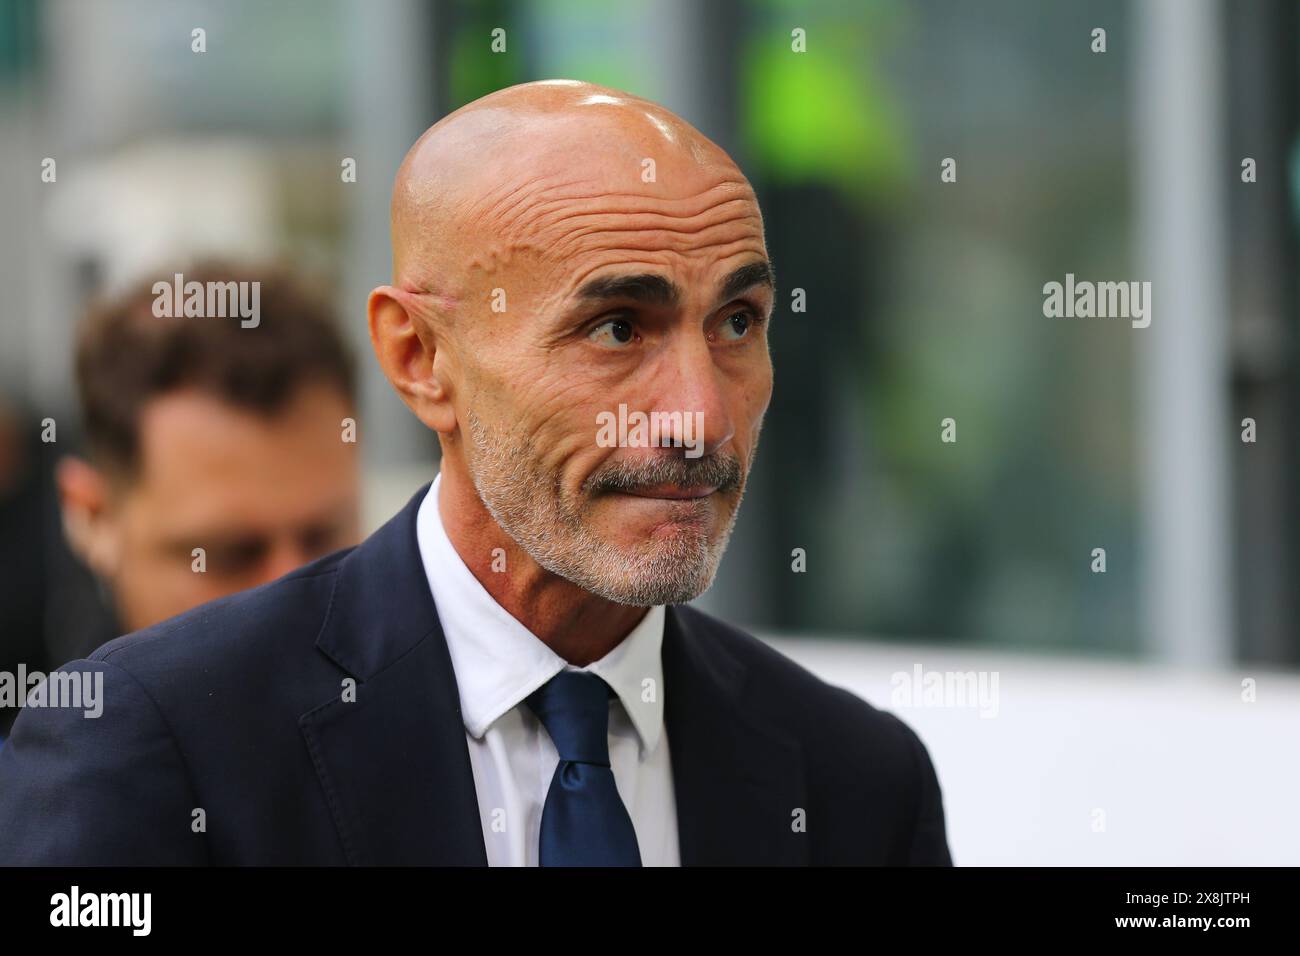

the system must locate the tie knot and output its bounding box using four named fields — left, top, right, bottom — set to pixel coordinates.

left=525, top=671, right=614, bottom=765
